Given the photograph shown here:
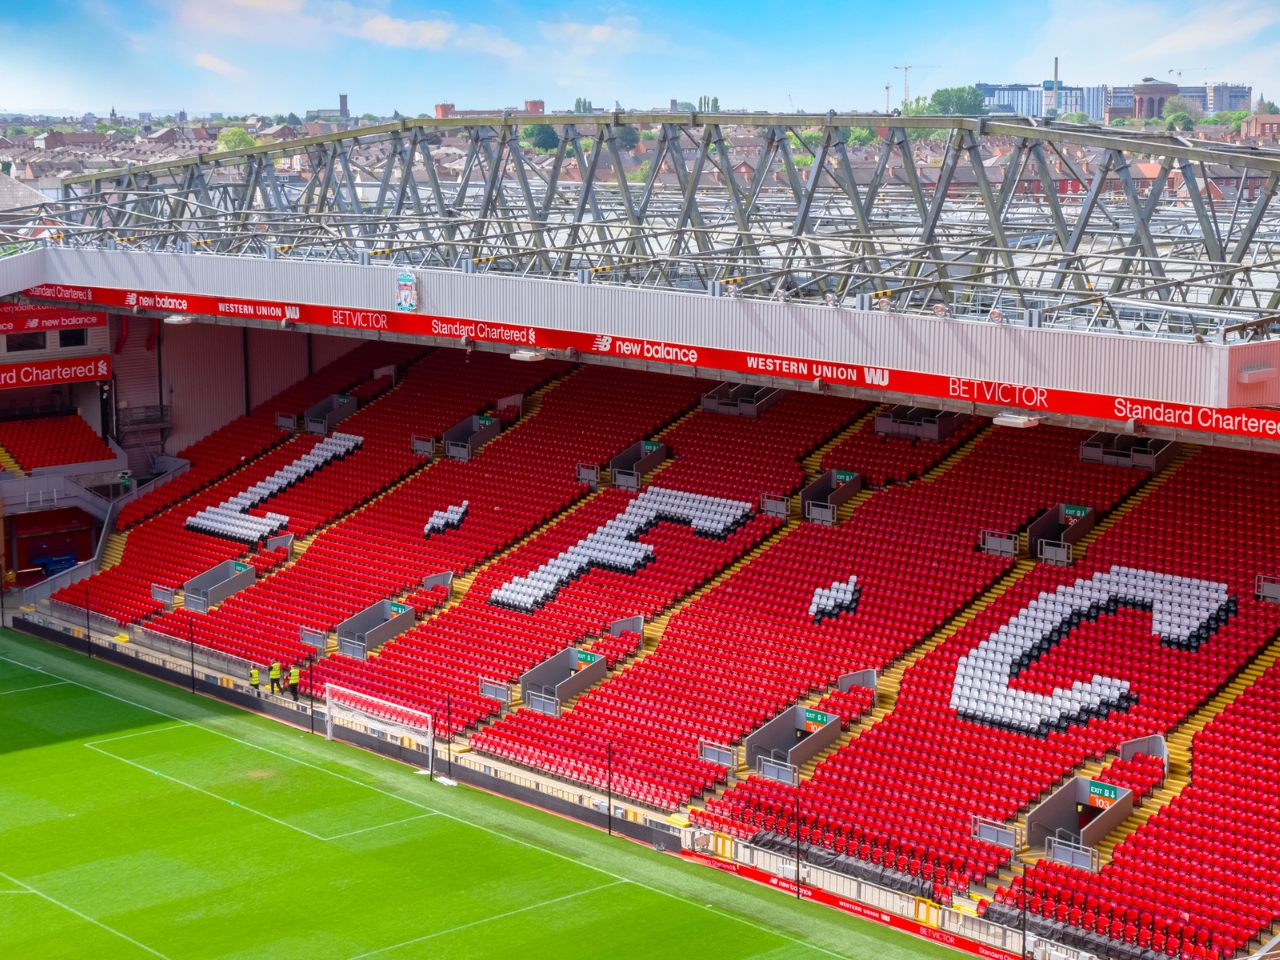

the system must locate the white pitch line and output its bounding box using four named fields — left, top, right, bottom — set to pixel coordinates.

left=1, top=650, right=852, bottom=958
left=84, top=724, right=189, bottom=747
left=345, top=880, right=628, bottom=960
left=323, top=812, right=437, bottom=841
left=0, top=680, right=70, bottom=695
left=0, top=869, right=172, bottom=959
left=85, top=743, right=330, bottom=842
